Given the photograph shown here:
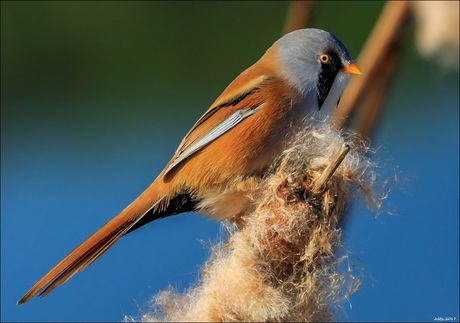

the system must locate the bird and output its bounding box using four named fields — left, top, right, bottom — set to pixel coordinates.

left=17, top=28, right=361, bottom=305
